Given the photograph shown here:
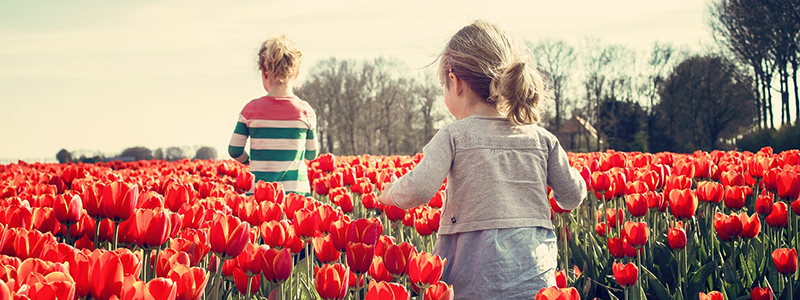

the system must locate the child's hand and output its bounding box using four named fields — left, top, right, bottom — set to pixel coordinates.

left=378, top=181, right=395, bottom=206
